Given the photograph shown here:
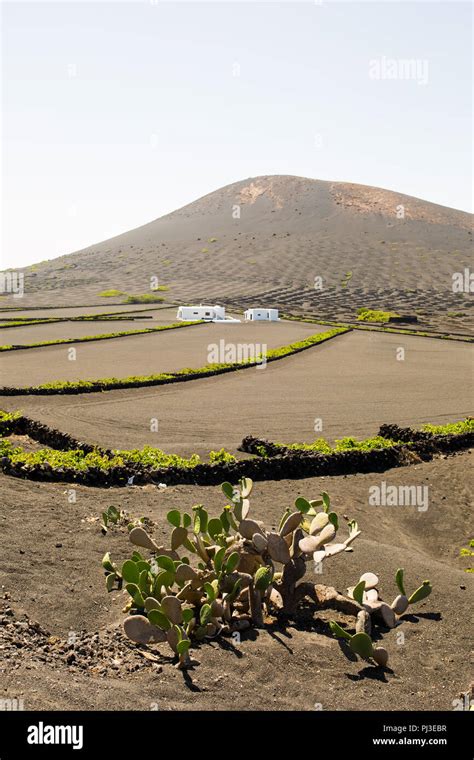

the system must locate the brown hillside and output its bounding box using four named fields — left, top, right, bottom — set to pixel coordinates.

left=9, top=175, right=473, bottom=320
